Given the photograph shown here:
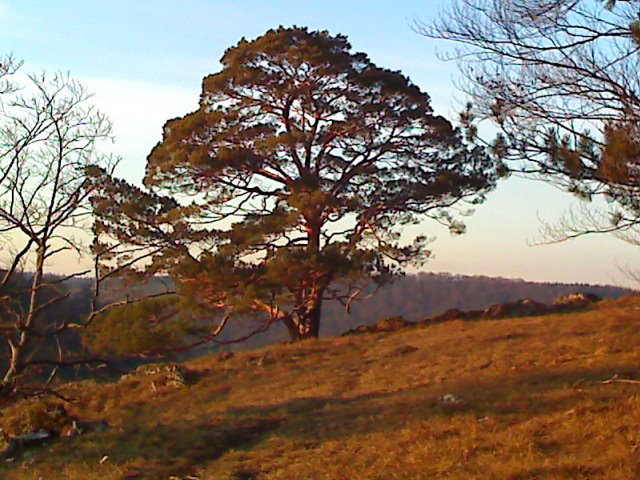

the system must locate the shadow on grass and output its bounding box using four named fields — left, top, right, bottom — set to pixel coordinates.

left=43, top=415, right=282, bottom=480
left=221, top=363, right=640, bottom=440
left=509, top=464, right=604, bottom=479
left=15, top=363, right=640, bottom=479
